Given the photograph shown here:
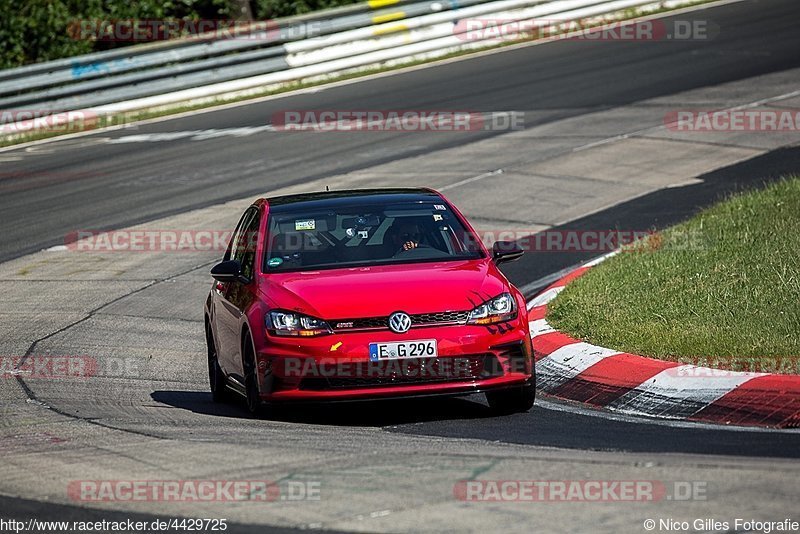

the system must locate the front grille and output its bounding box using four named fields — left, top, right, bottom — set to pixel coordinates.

left=412, top=311, right=470, bottom=324
left=332, top=310, right=469, bottom=332
left=335, top=317, right=387, bottom=330
left=298, top=354, right=502, bottom=390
